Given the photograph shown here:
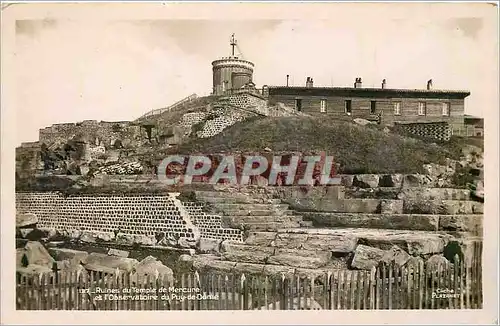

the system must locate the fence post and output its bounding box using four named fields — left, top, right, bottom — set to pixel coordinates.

left=264, top=276, right=269, bottom=310
left=272, top=275, right=277, bottom=310
left=280, top=274, right=287, bottom=310
left=369, top=267, right=376, bottom=310
left=387, top=262, right=393, bottom=310
left=241, top=273, right=248, bottom=310
left=329, top=272, right=335, bottom=310
left=309, top=276, right=315, bottom=310
left=418, top=260, right=424, bottom=309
